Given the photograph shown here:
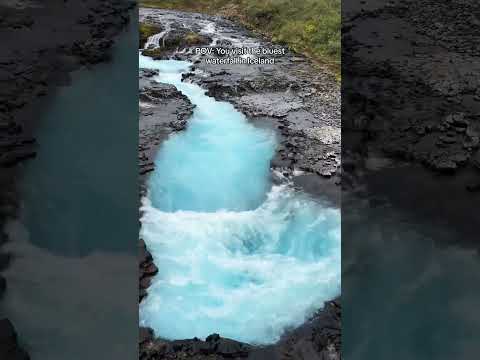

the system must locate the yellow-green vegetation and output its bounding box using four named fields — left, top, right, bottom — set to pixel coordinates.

left=140, top=28, right=209, bottom=58
left=141, top=47, right=166, bottom=58
left=140, top=22, right=163, bottom=48
left=140, top=0, right=340, bottom=77
left=184, top=32, right=206, bottom=45
left=141, top=0, right=229, bottom=13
